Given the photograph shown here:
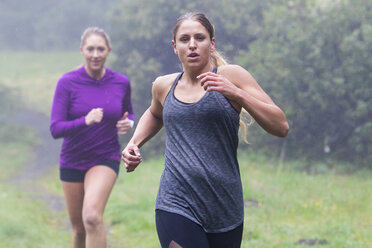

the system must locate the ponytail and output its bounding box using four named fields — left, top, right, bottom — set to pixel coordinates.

left=211, top=50, right=228, bottom=67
